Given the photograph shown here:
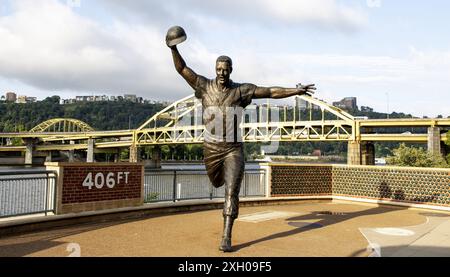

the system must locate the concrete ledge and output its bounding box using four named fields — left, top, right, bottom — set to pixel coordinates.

left=0, top=196, right=332, bottom=237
